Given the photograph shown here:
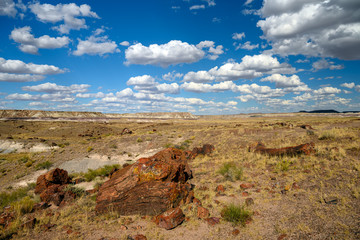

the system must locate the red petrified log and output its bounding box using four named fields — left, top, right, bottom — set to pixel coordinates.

left=249, top=142, right=315, bottom=156
left=95, top=148, right=196, bottom=216
left=154, top=207, right=185, bottom=230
